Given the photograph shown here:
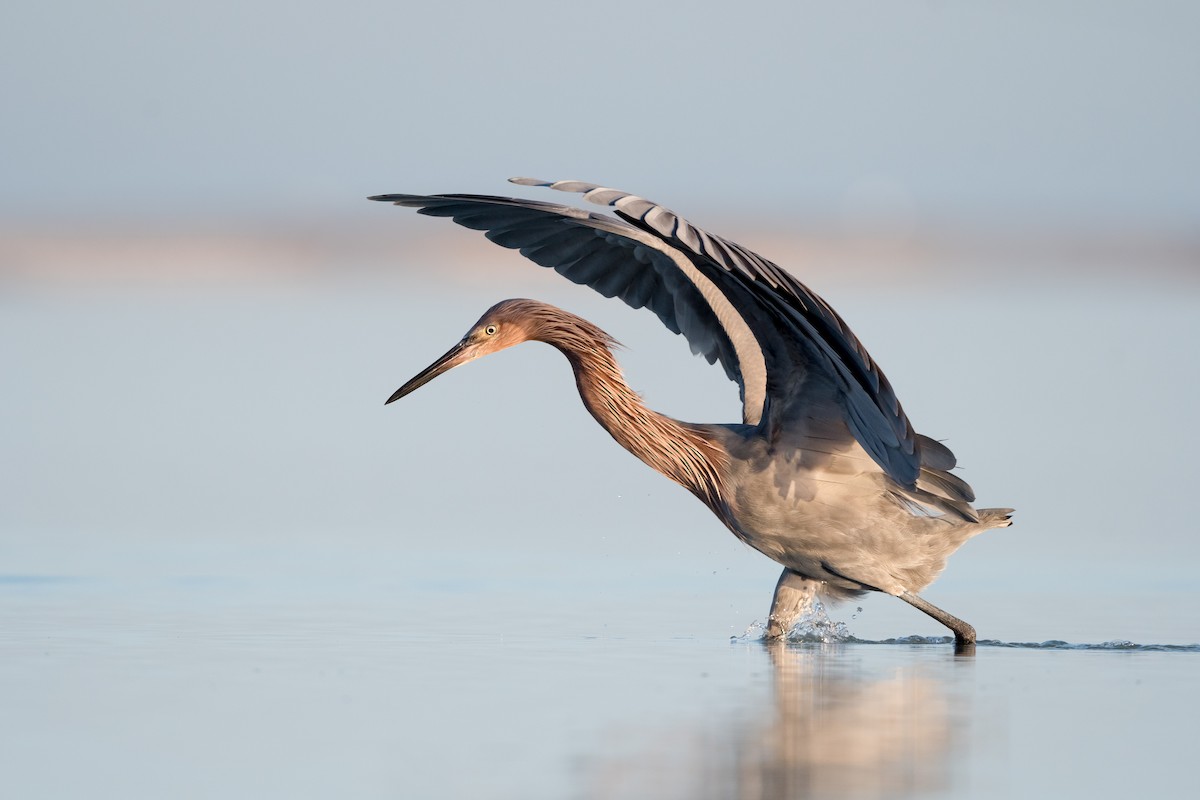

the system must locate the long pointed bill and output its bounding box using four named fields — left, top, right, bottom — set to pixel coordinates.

left=386, top=339, right=472, bottom=404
